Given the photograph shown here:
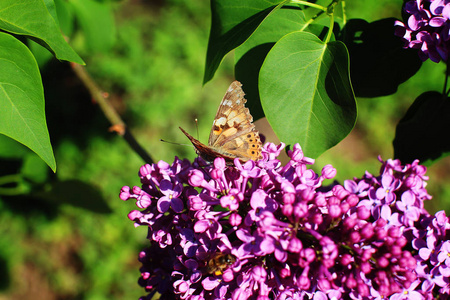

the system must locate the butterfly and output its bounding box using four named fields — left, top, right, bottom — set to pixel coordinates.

left=179, top=81, right=262, bottom=165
